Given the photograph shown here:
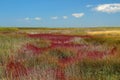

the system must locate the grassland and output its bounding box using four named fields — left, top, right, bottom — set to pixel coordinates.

left=0, top=27, right=120, bottom=80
